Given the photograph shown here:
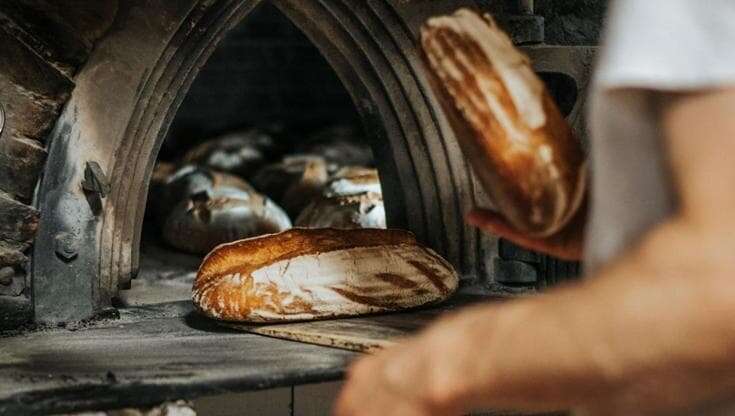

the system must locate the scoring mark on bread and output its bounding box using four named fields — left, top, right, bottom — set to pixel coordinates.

left=408, top=260, right=449, bottom=295
left=373, top=272, right=419, bottom=289
left=331, top=287, right=401, bottom=309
